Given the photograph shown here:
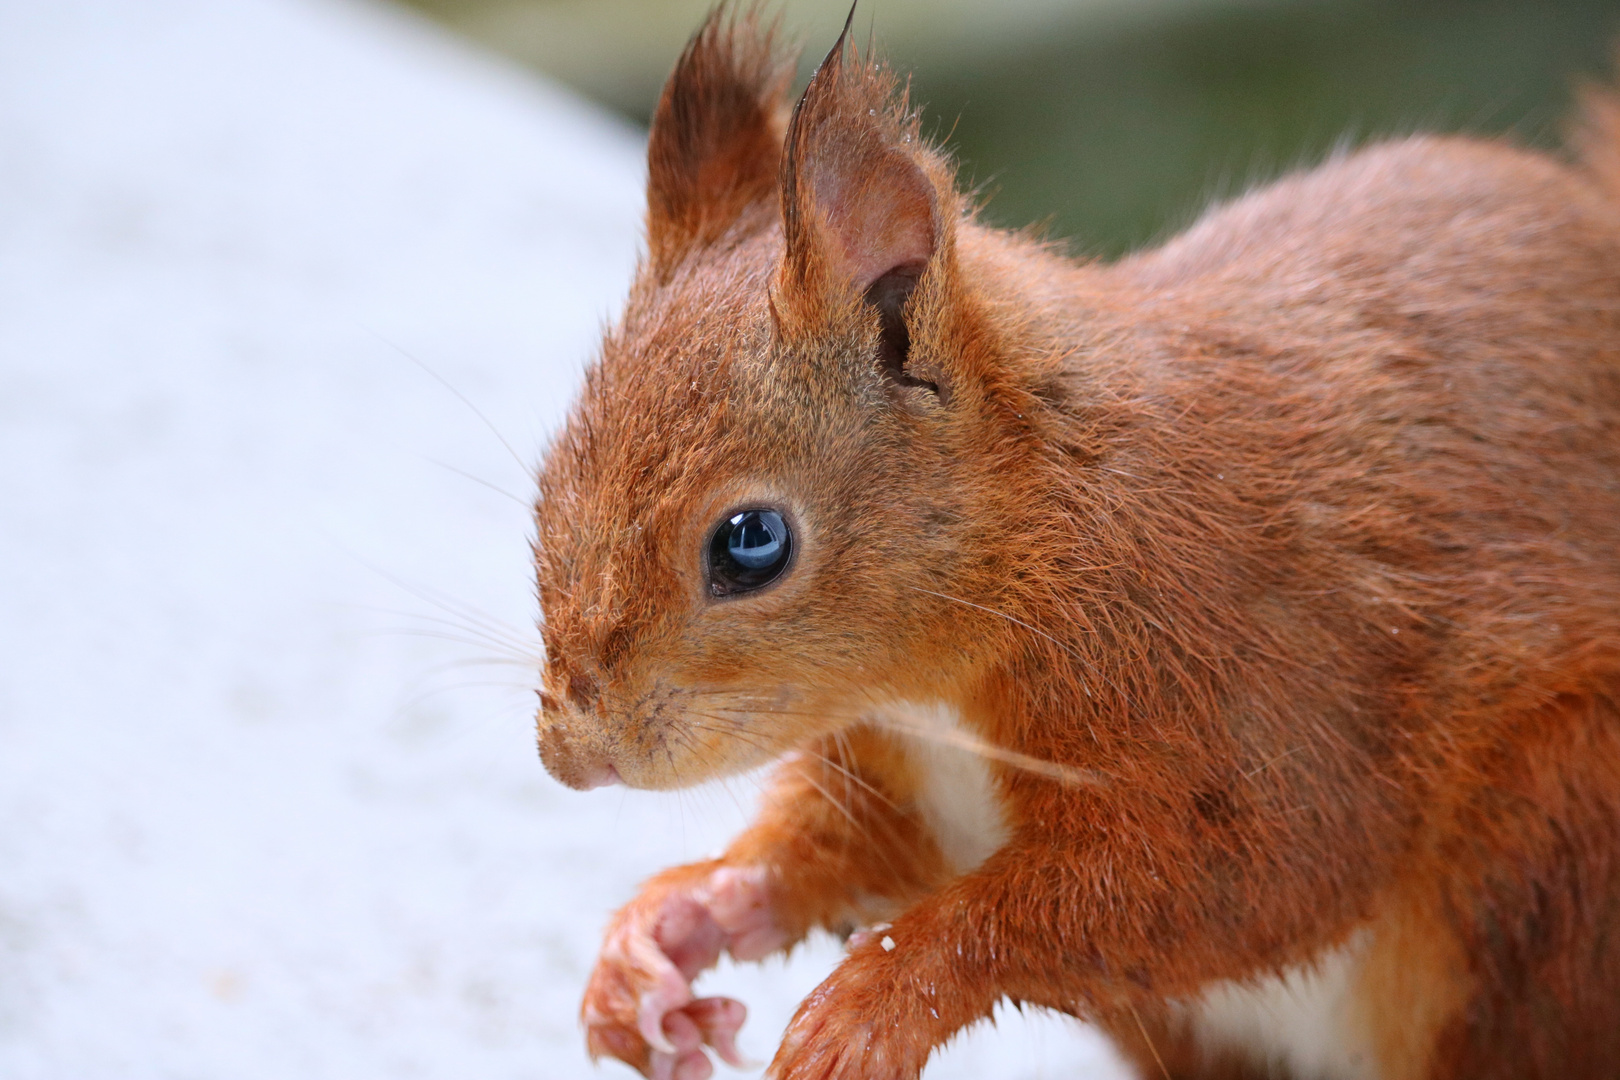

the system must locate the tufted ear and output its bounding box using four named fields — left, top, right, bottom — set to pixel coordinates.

left=777, top=10, right=942, bottom=392
left=645, top=5, right=796, bottom=281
